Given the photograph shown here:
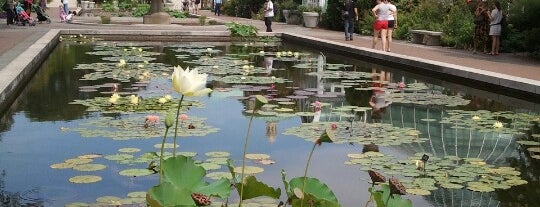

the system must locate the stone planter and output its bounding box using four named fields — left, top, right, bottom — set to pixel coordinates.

left=302, top=12, right=319, bottom=28
left=81, top=1, right=89, bottom=10
left=88, top=2, right=95, bottom=9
